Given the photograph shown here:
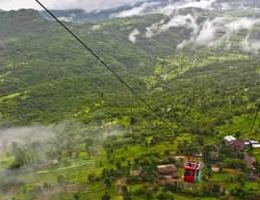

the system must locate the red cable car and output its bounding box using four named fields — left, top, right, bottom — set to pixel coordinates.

left=184, top=160, right=202, bottom=183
